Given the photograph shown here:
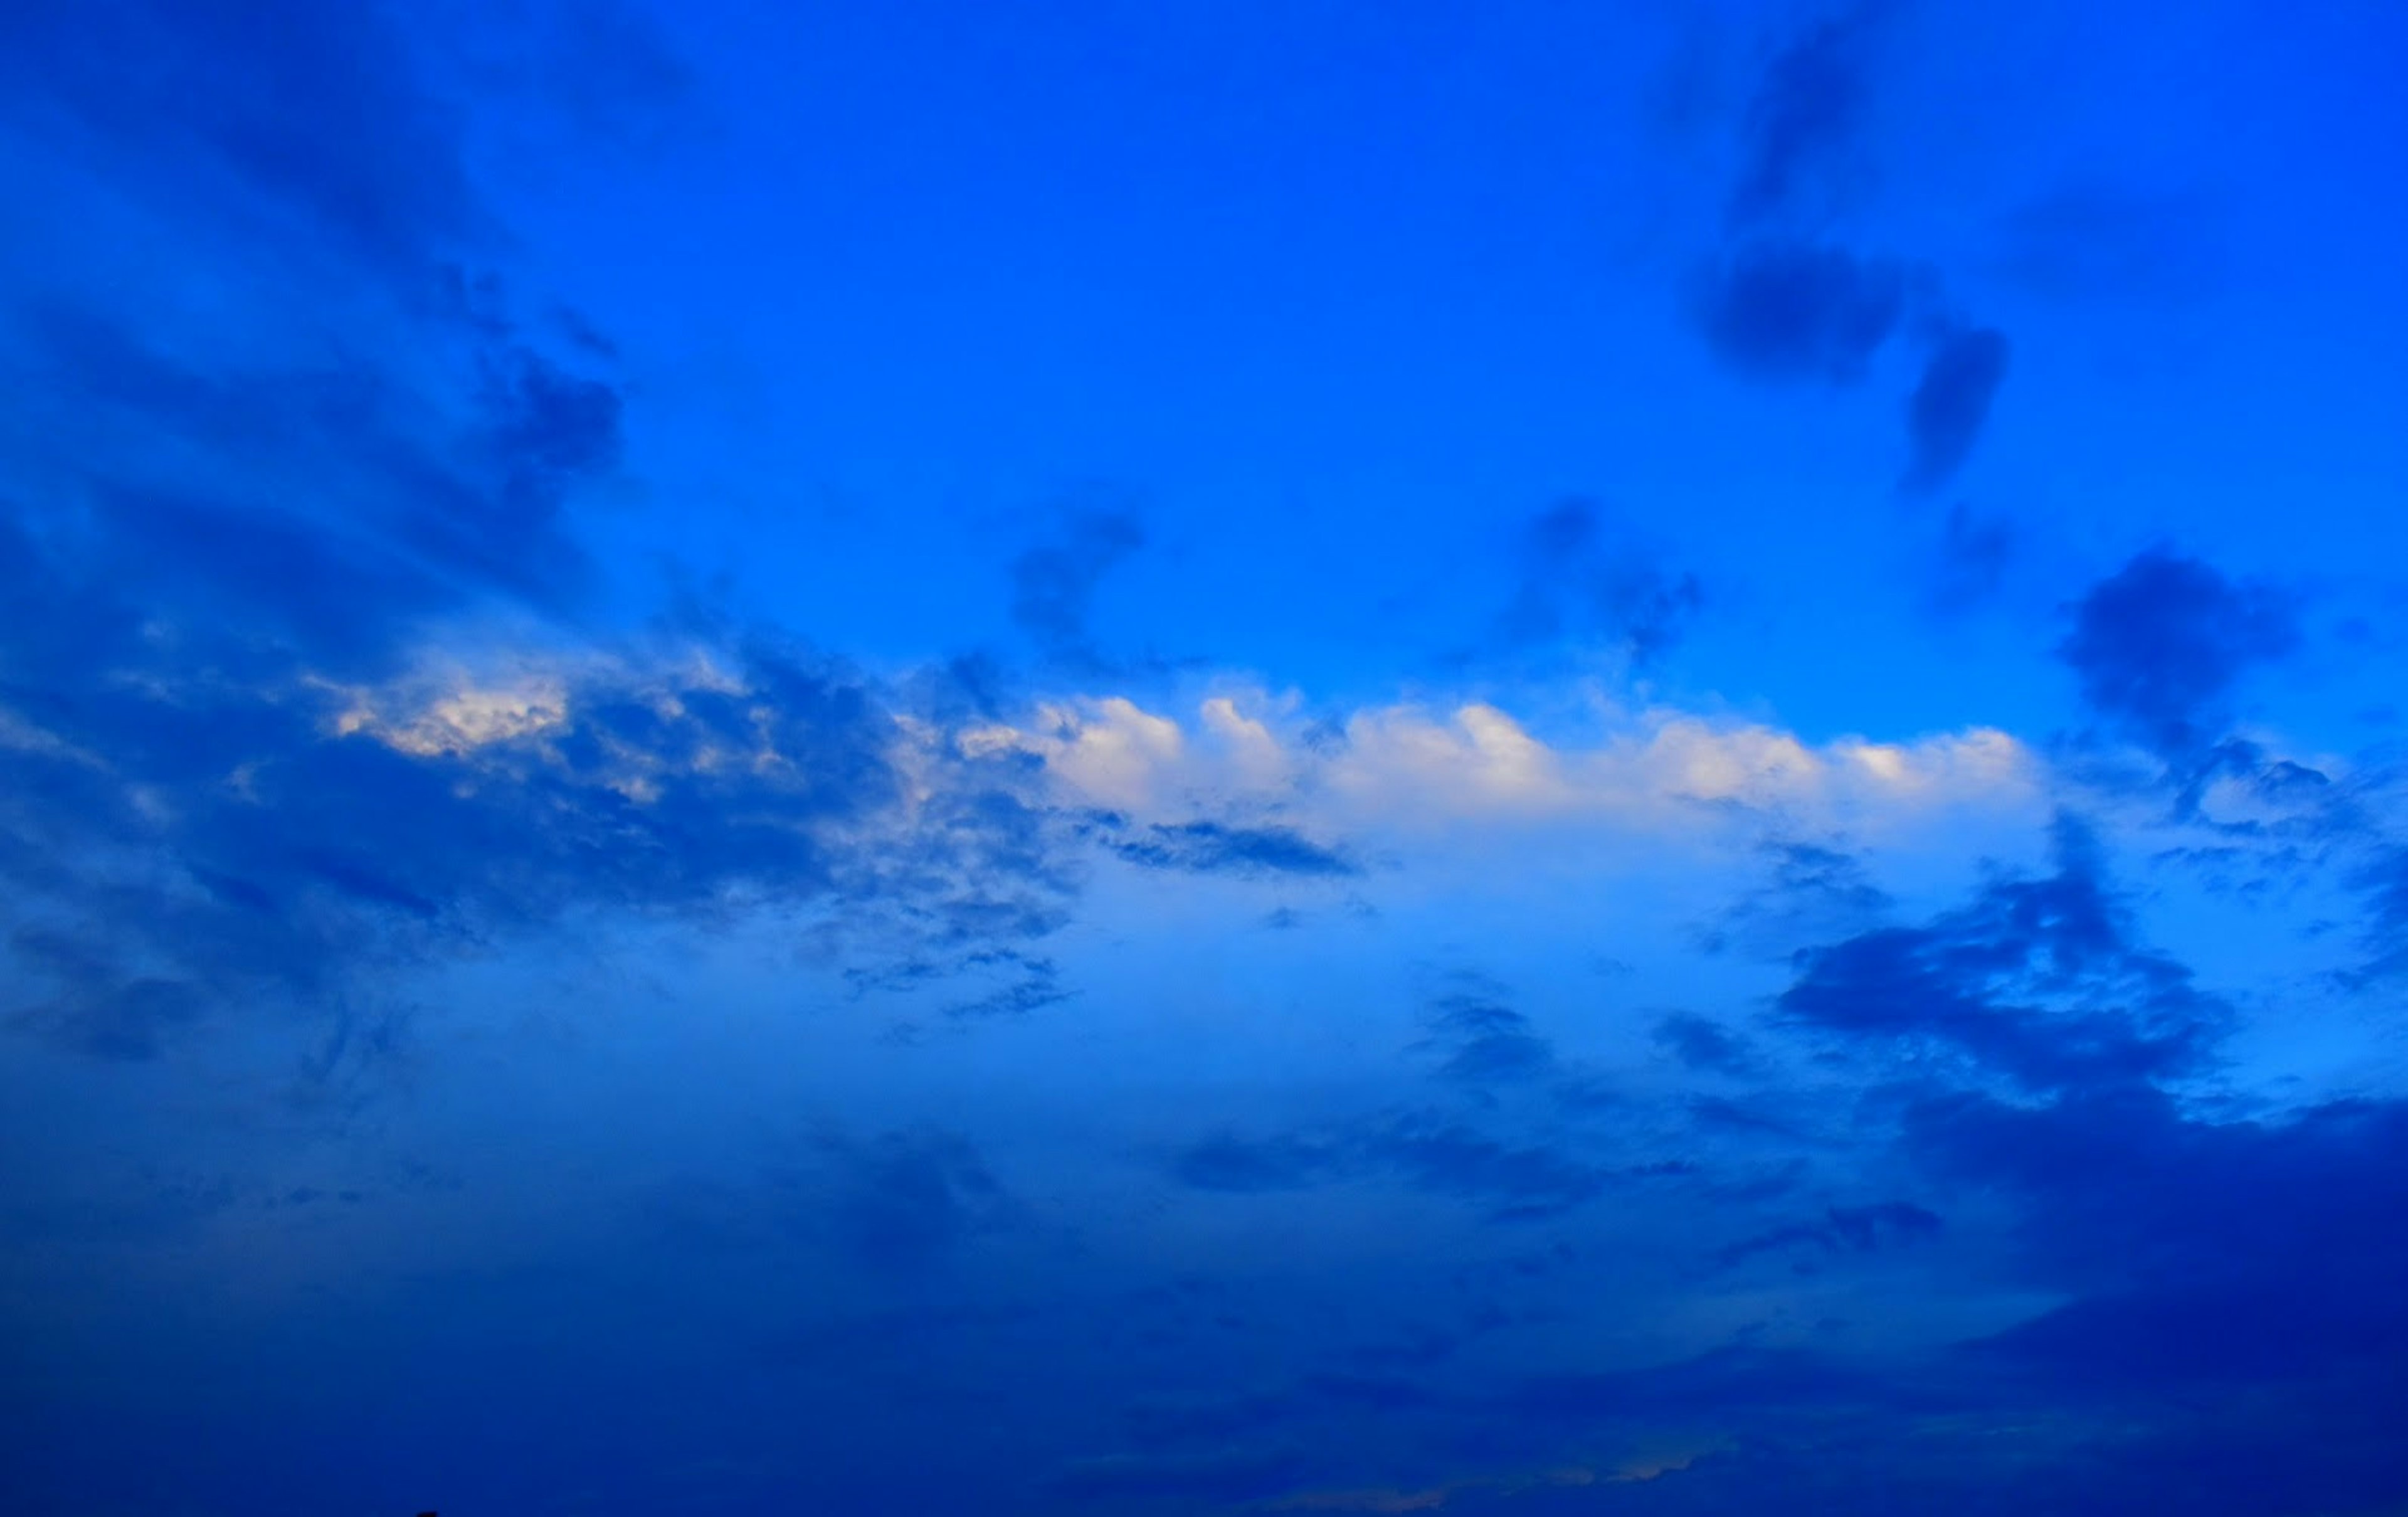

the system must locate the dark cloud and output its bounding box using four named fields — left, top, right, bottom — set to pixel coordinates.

left=937, top=956, right=1077, bottom=1022
left=9, top=299, right=626, bottom=664
left=1653, top=1012, right=1761, bottom=1077
left=0, top=551, right=1077, bottom=1060
left=0, top=36, right=1084, bottom=1064
left=1009, top=504, right=1147, bottom=669
left=502, top=0, right=696, bottom=150
left=1692, top=241, right=1904, bottom=384
left=1716, top=1199, right=1942, bottom=1269
left=0, top=0, right=490, bottom=274
left=1417, top=993, right=1558, bottom=1087
left=1728, top=4, right=1889, bottom=226
left=818, top=1129, right=1018, bottom=1274
left=2, top=0, right=694, bottom=280
left=2347, top=847, right=2408, bottom=983
left=1906, top=1085, right=2408, bottom=1442
left=1901, top=325, right=2010, bottom=492
left=1358, top=1116, right=1617, bottom=1220
left=1698, top=840, right=1891, bottom=958
left=652, top=1127, right=1025, bottom=1281
left=1686, top=6, right=2018, bottom=495
left=1492, top=499, right=1704, bottom=669
left=1924, top=504, right=2015, bottom=613
left=1171, top=1114, right=1617, bottom=1220
left=1777, top=817, right=2228, bottom=1093
left=1101, top=818, right=1360, bottom=879
left=2057, top=549, right=2300, bottom=757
